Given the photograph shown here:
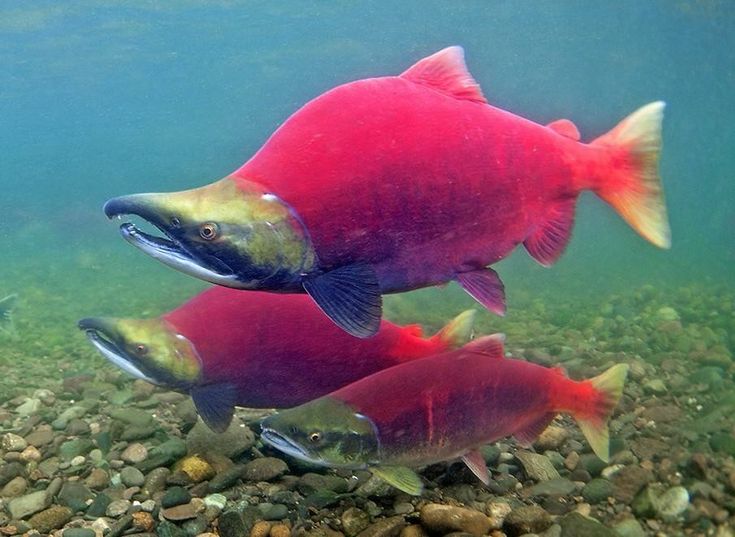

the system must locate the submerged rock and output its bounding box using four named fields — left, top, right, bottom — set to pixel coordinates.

left=419, top=503, right=490, bottom=536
